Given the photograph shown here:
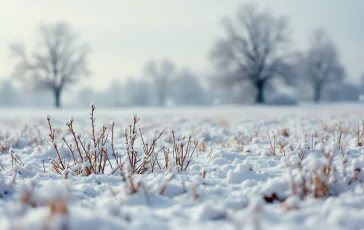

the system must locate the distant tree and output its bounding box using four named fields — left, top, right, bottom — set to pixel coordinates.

left=106, top=78, right=124, bottom=107
left=209, top=4, right=292, bottom=104
left=172, top=68, right=206, bottom=105
left=360, top=74, right=364, bottom=97
left=0, top=80, right=23, bottom=107
left=9, top=22, right=90, bottom=108
left=144, top=58, right=175, bottom=106
left=334, top=82, right=359, bottom=101
left=124, top=78, right=151, bottom=106
left=300, top=28, right=345, bottom=103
